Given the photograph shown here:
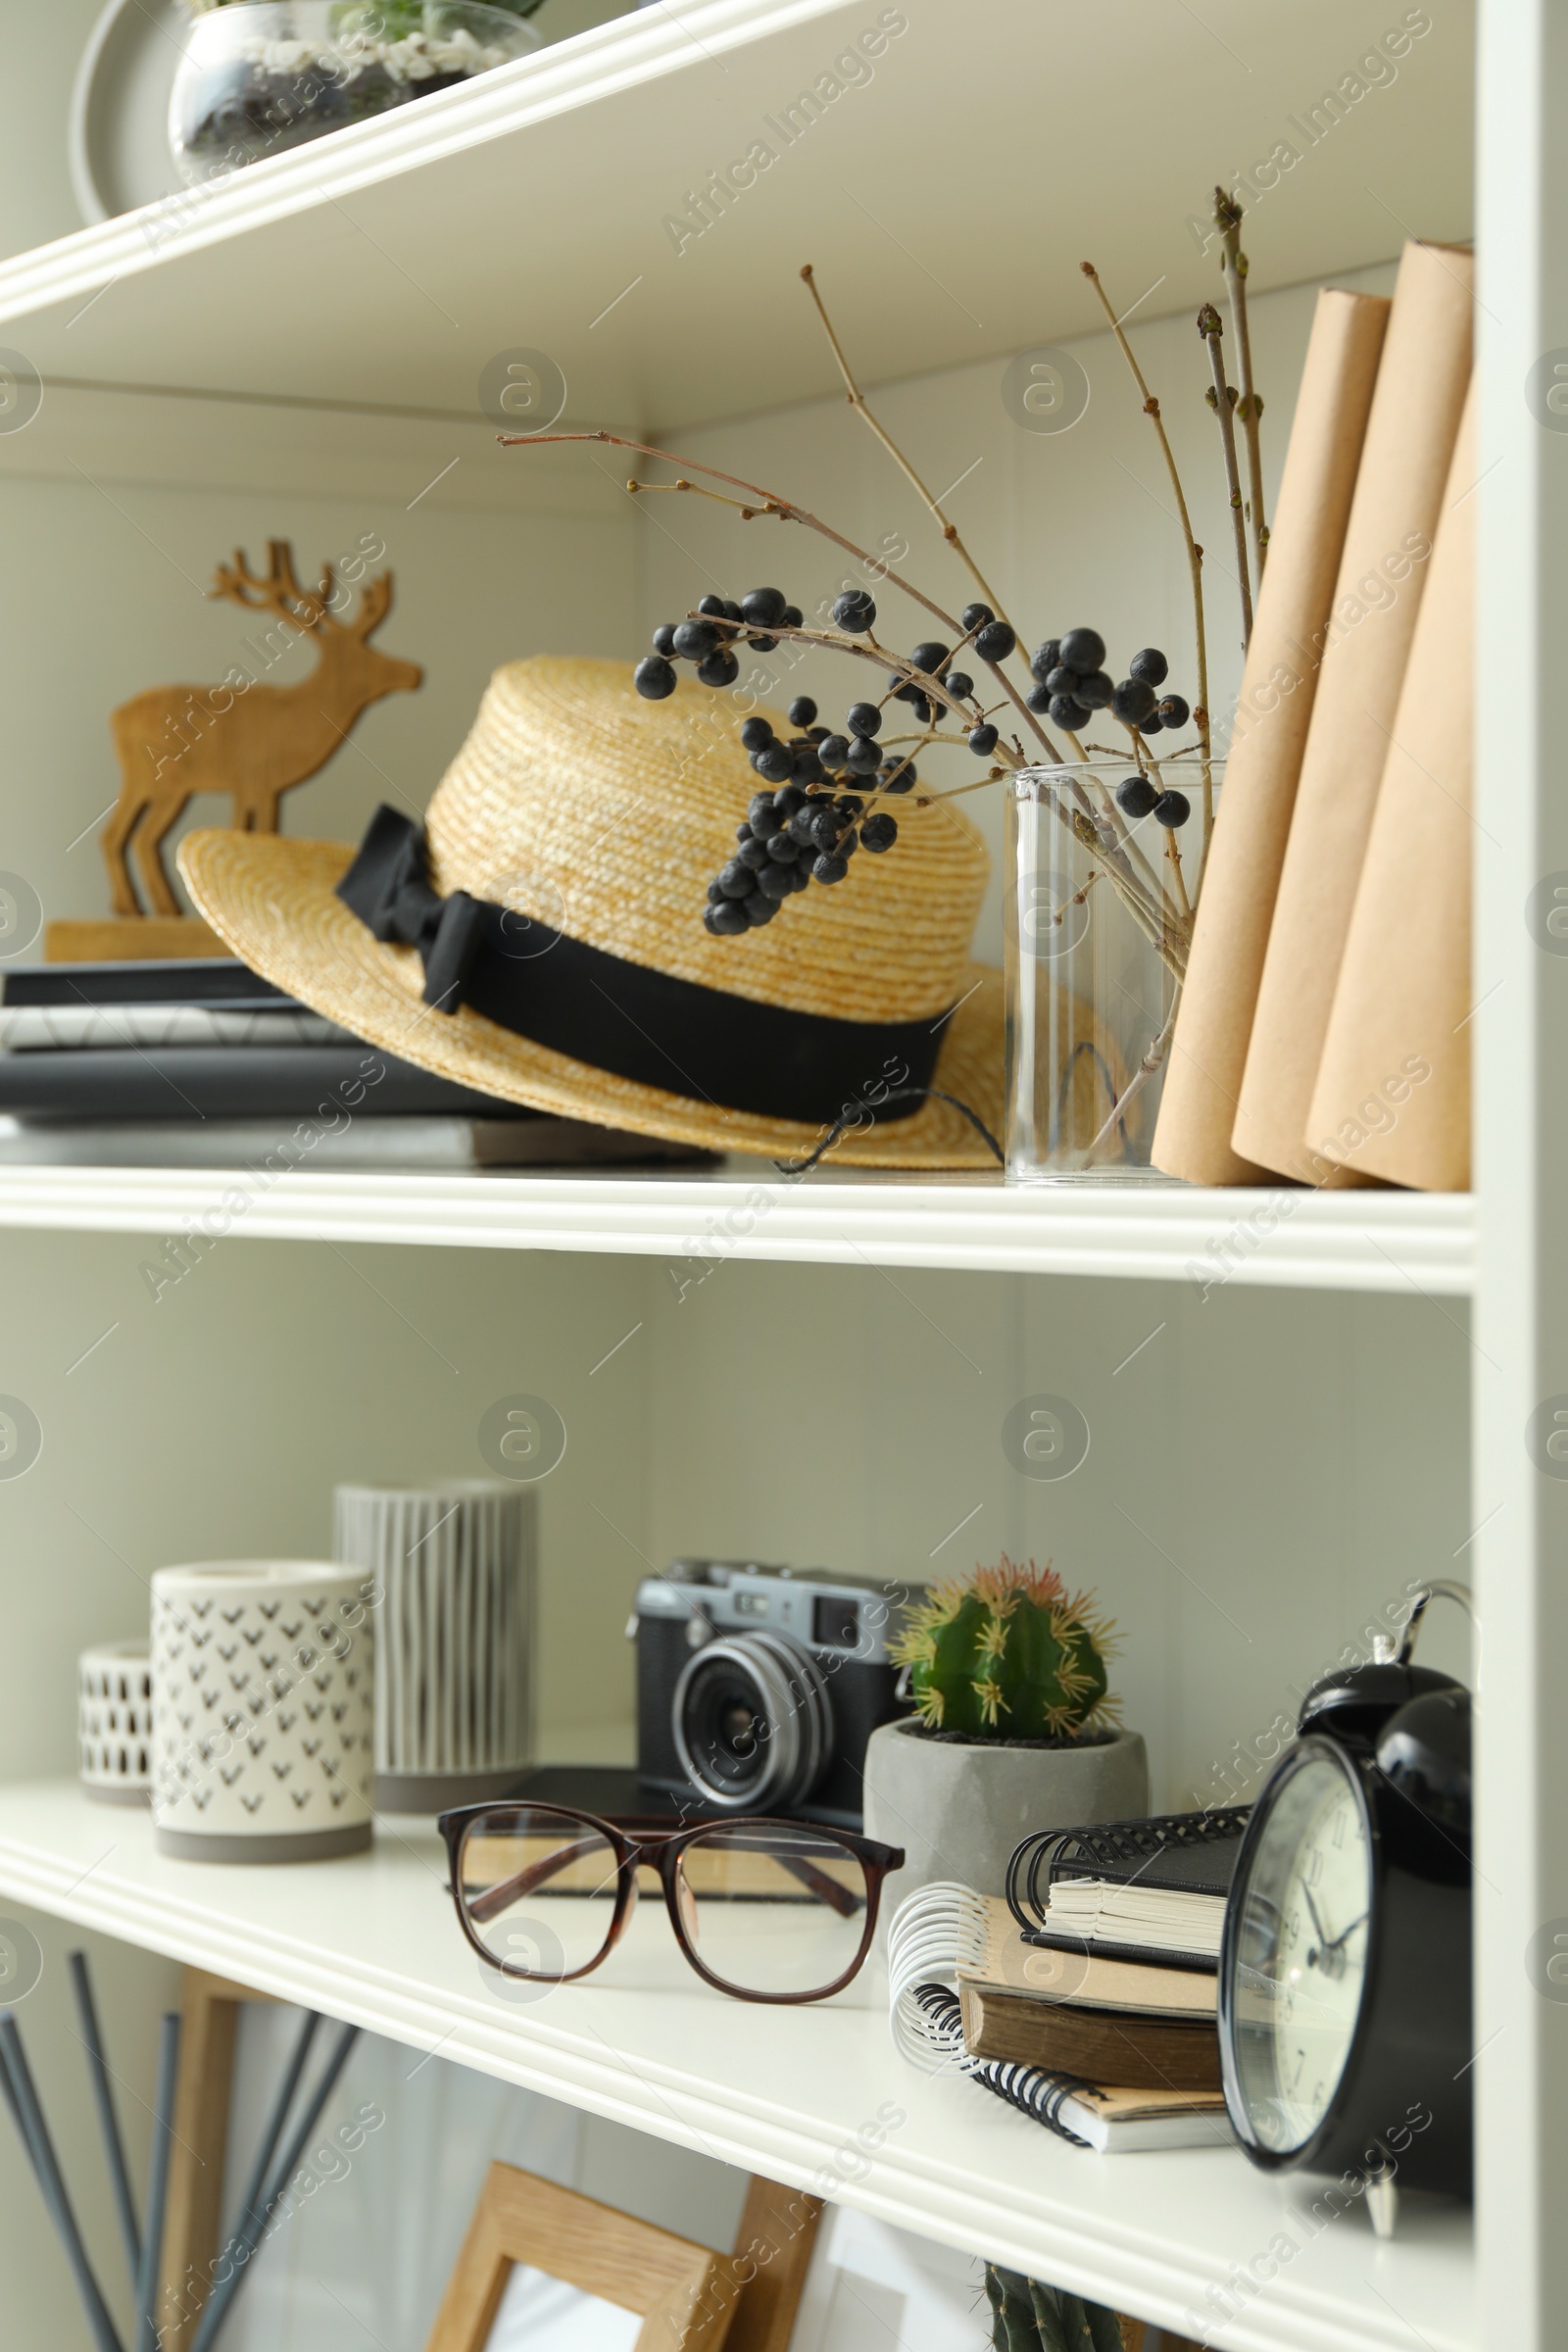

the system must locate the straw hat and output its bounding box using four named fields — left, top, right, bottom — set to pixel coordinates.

left=178, top=655, right=1005, bottom=1167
